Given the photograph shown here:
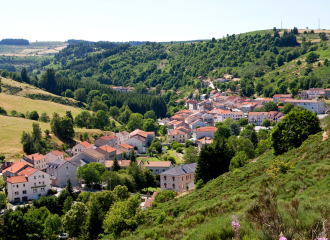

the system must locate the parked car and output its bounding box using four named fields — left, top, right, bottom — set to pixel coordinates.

left=58, top=233, right=68, bottom=239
